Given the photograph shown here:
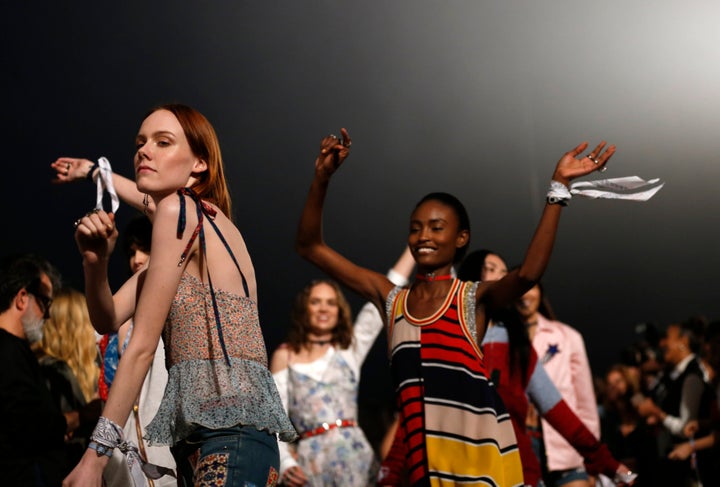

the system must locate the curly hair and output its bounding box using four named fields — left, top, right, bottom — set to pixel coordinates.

left=40, top=288, right=99, bottom=402
left=286, top=279, right=354, bottom=352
